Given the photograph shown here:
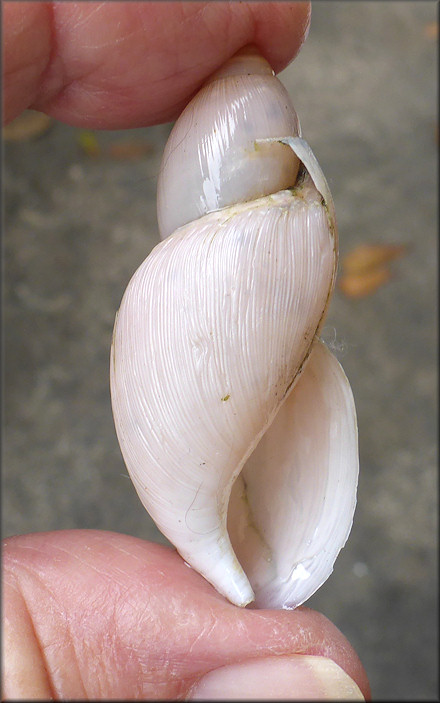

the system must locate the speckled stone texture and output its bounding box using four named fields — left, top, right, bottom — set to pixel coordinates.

left=3, top=2, right=437, bottom=700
